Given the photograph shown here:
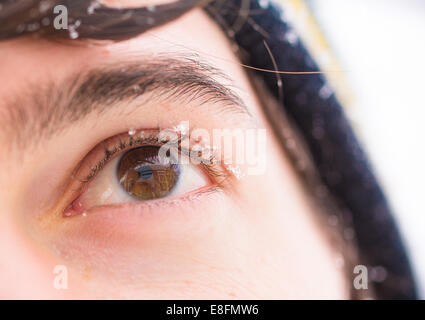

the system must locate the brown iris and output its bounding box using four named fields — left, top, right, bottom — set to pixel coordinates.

left=117, top=146, right=180, bottom=200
